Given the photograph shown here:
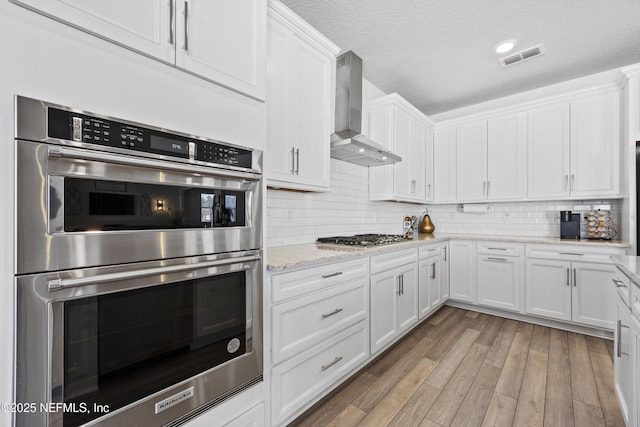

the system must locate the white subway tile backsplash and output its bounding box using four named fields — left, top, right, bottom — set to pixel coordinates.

left=265, top=159, right=621, bottom=247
